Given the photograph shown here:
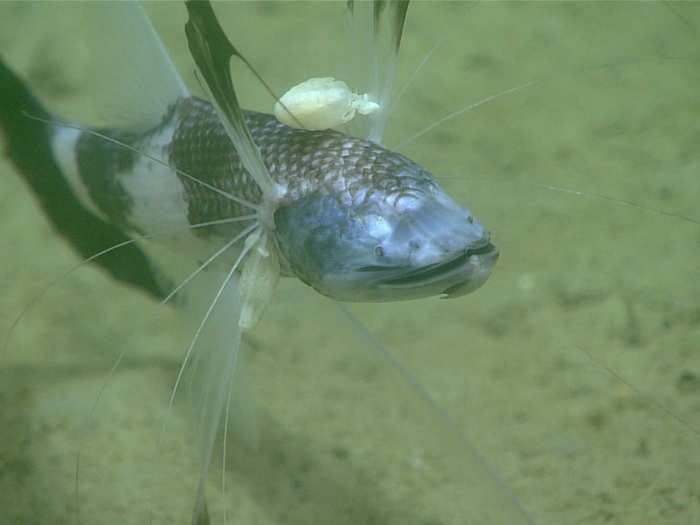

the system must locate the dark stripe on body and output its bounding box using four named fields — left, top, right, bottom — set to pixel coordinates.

left=75, top=129, right=138, bottom=231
